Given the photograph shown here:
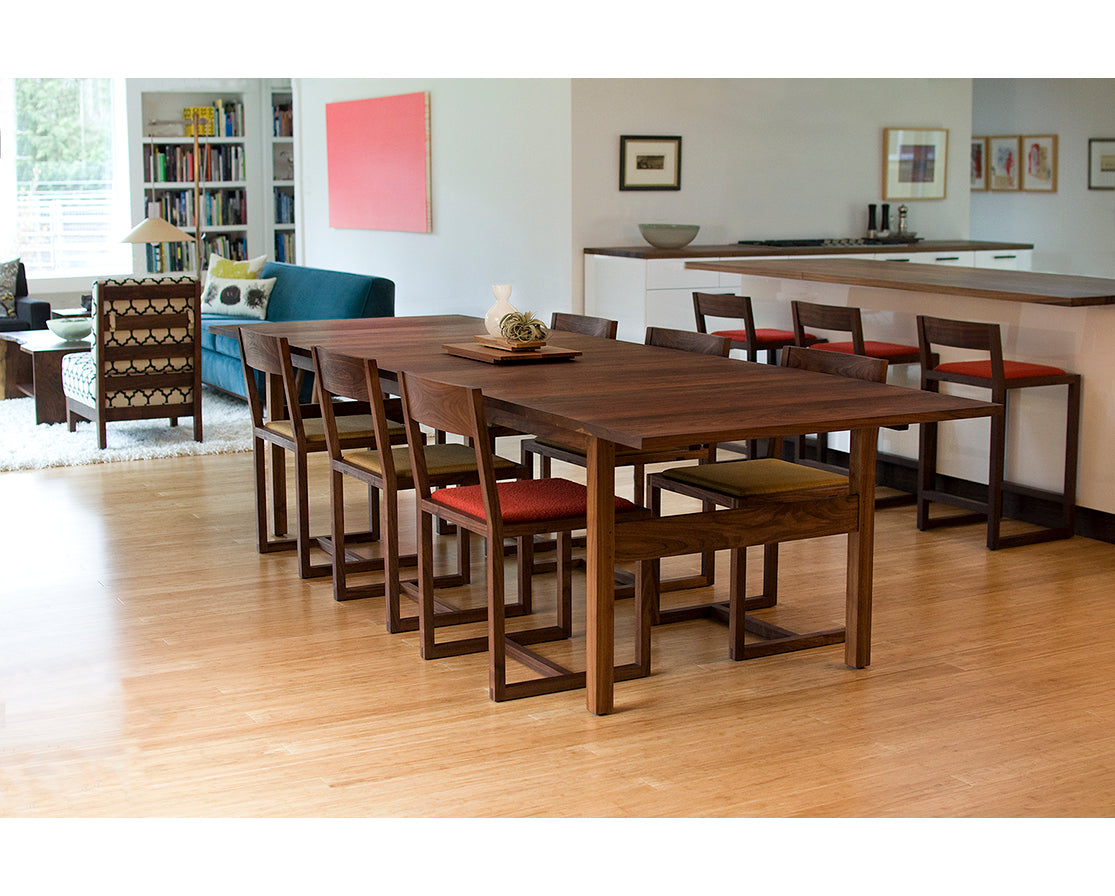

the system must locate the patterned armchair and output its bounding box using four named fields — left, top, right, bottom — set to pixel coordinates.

left=61, top=276, right=203, bottom=449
